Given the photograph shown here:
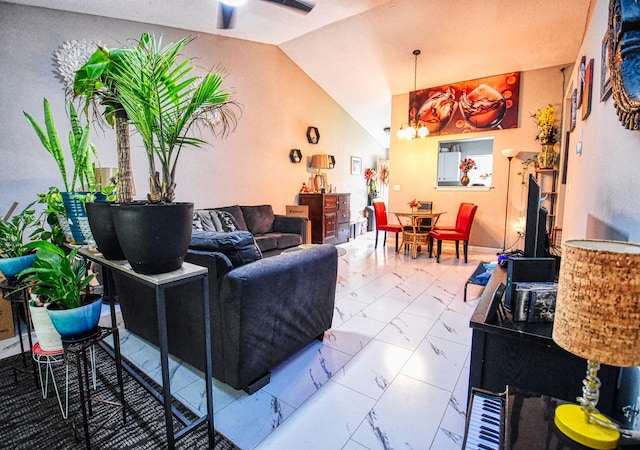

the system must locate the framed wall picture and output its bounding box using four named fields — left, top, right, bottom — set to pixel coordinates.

left=570, top=88, right=577, bottom=131
left=577, top=56, right=586, bottom=108
left=350, top=156, right=362, bottom=175
left=601, top=31, right=612, bottom=101
left=582, top=58, right=594, bottom=120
